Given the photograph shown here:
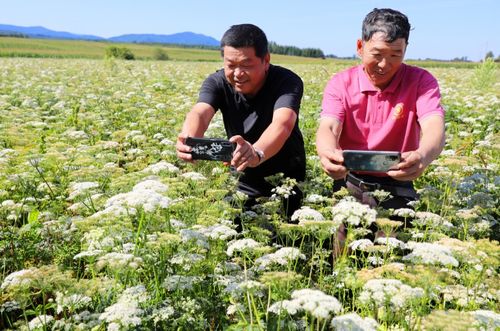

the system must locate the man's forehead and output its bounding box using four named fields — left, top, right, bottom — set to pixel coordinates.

left=364, top=35, right=406, bottom=49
